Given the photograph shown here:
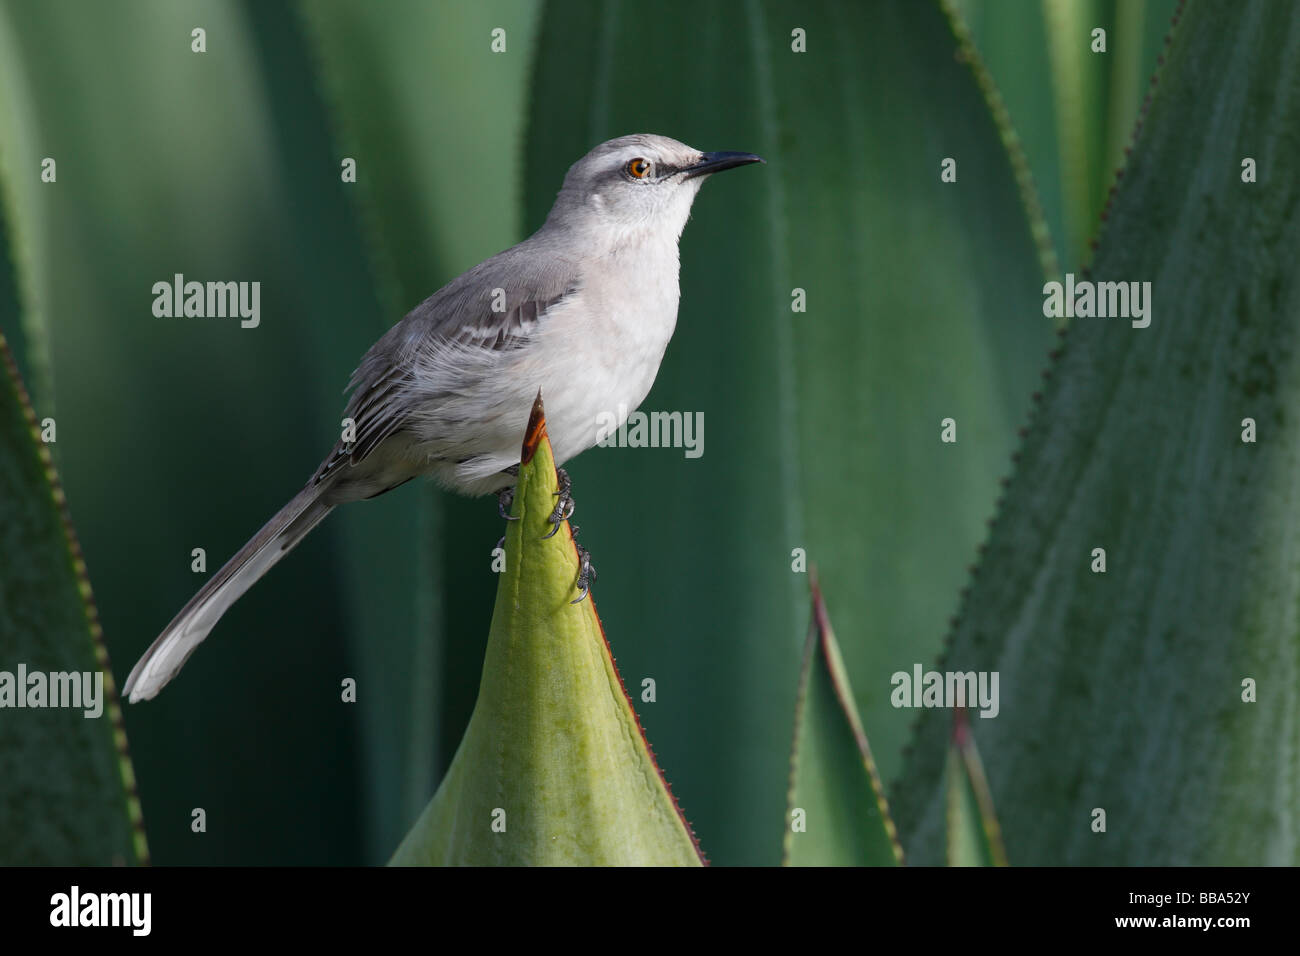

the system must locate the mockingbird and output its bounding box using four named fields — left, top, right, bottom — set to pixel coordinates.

left=123, top=133, right=763, bottom=703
